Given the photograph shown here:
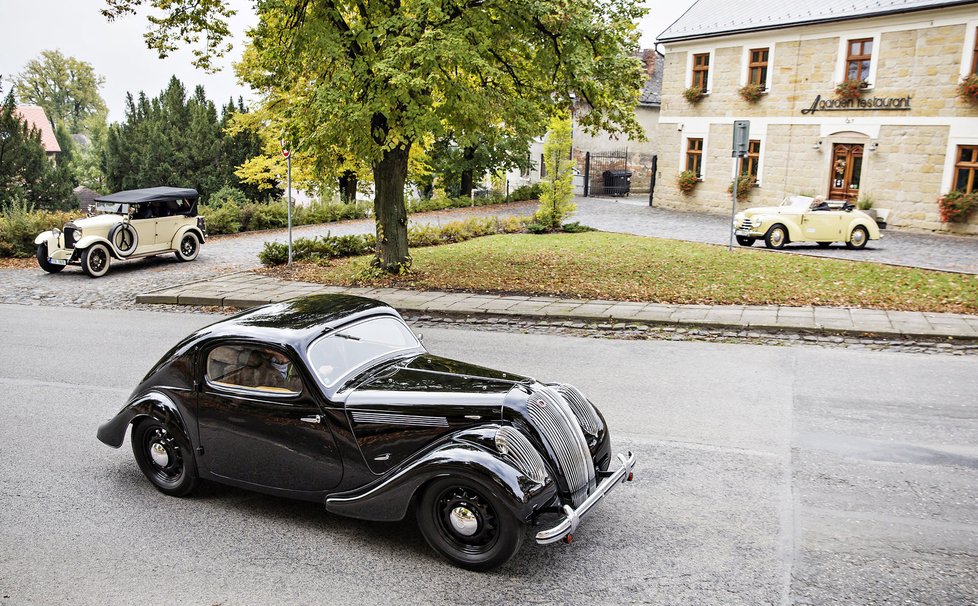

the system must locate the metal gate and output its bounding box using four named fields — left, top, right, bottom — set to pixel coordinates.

left=585, top=149, right=629, bottom=197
